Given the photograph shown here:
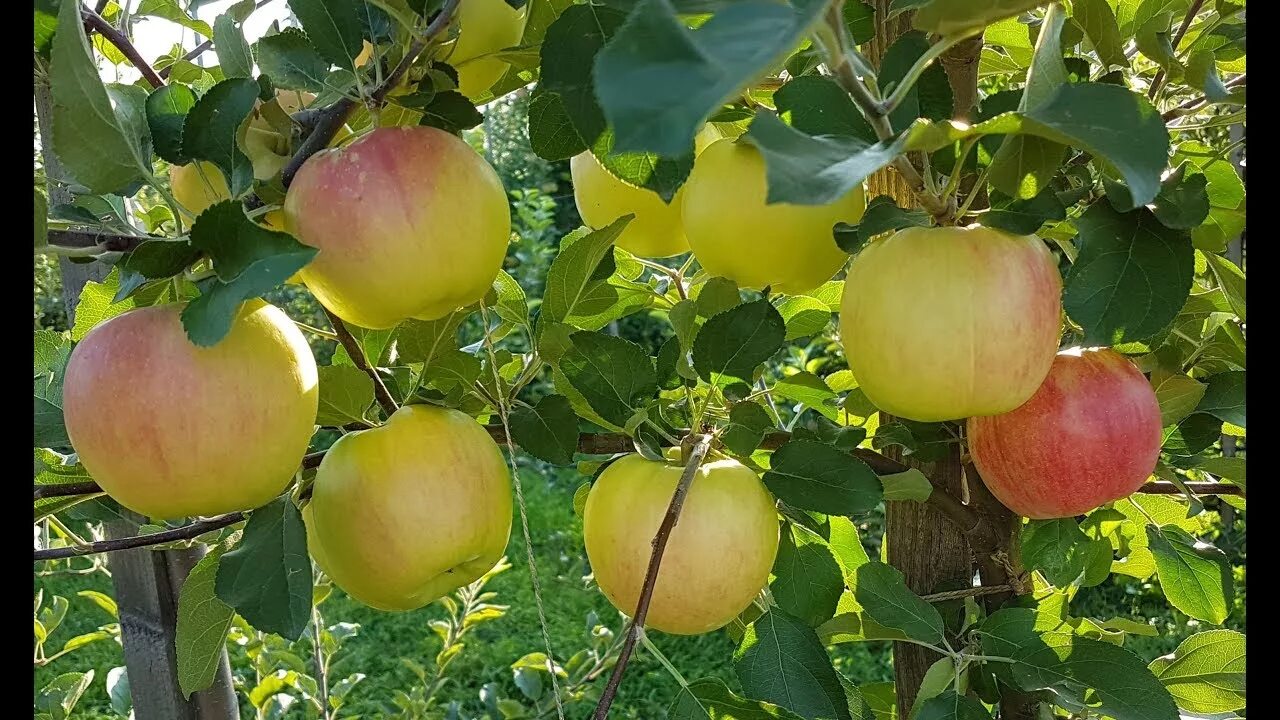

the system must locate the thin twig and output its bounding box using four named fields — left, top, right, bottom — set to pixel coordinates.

left=44, top=229, right=152, bottom=252
left=34, top=512, right=244, bottom=562
left=322, top=307, right=399, bottom=417
left=1161, top=72, right=1247, bottom=121
left=81, top=8, right=164, bottom=89
left=156, top=0, right=275, bottom=79
left=1148, top=0, right=1206, bottom=100
left=34, top=481, right=104, bottom=501
left=590, top=434, right=713, bottom=720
